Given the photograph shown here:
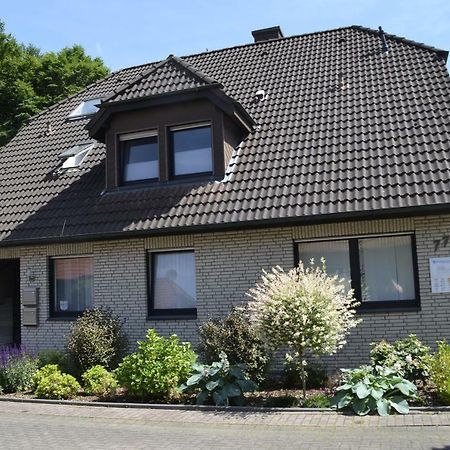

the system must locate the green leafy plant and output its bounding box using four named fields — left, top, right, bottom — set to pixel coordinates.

left=264, top=395, right=299, bottom=408
left=370, top=334, right=431, bottom=383
left=283, top=359, right=328, bottom=389
left=0, top=346, right=38, bottom=393
left=247, top=263, right=360, bottom=397
left=180, top=352, right=258, bottom=406
left=37, top=349, right=73, bottom=374
left=35, top=372, right=81, bottom=400
left=331, top=365, right=417, bottom=416
left=303, top=392, right=331, bottom=408
left=198, top=307, right=270, bottom=383
left=66, top=308, right=128, bottom=375
left=32, top=364, right=60, bottom=390
left=115, top=329, right=196, bottom=400
left=429, top=340, right=450, bottom=405
left=82, top=365, right=117, bottom=398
